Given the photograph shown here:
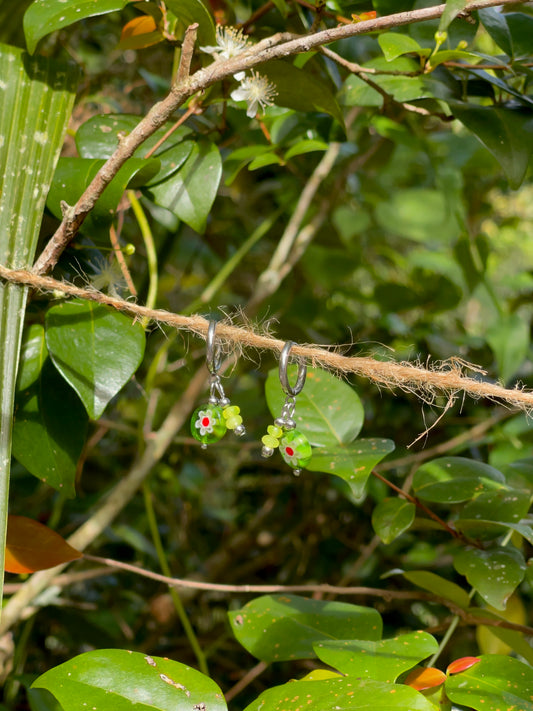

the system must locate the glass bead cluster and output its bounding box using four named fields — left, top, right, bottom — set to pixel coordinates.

left=191, top=374, right=245, bottom=449
left=261, top=396, right=312, bottom=476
